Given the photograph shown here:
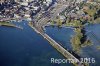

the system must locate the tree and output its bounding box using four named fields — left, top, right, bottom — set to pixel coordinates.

left=57, top=18, right=62, bottom=27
